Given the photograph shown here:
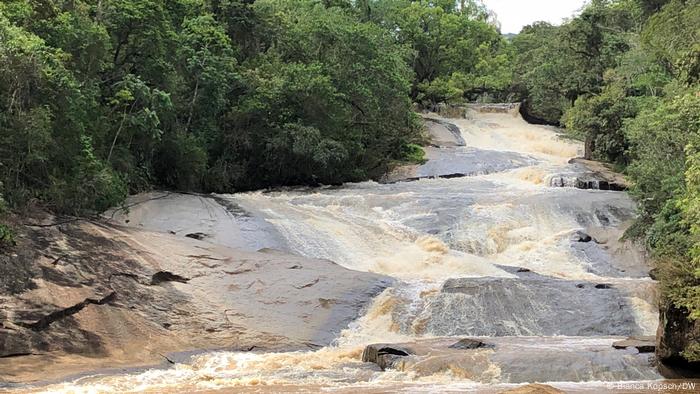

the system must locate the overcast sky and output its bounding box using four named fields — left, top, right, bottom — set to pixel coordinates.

left=481, top=0, right=587, bottom=34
